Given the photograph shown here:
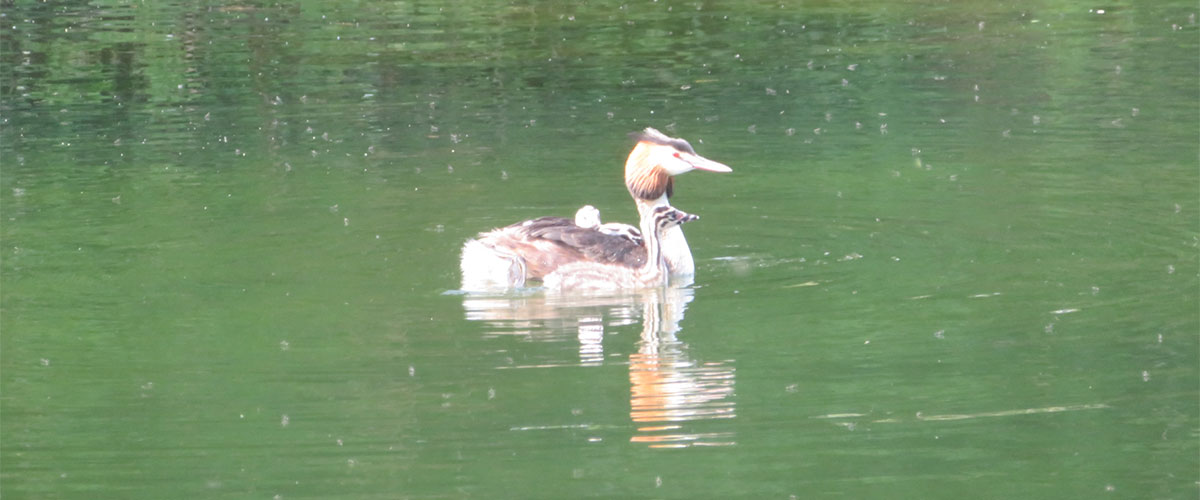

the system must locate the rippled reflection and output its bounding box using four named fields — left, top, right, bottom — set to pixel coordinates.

left=462, top=290, right=645, bottom=365
left=627, top=288, right=736, bottom=448
left=461, top=286, right=736, bottom=448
